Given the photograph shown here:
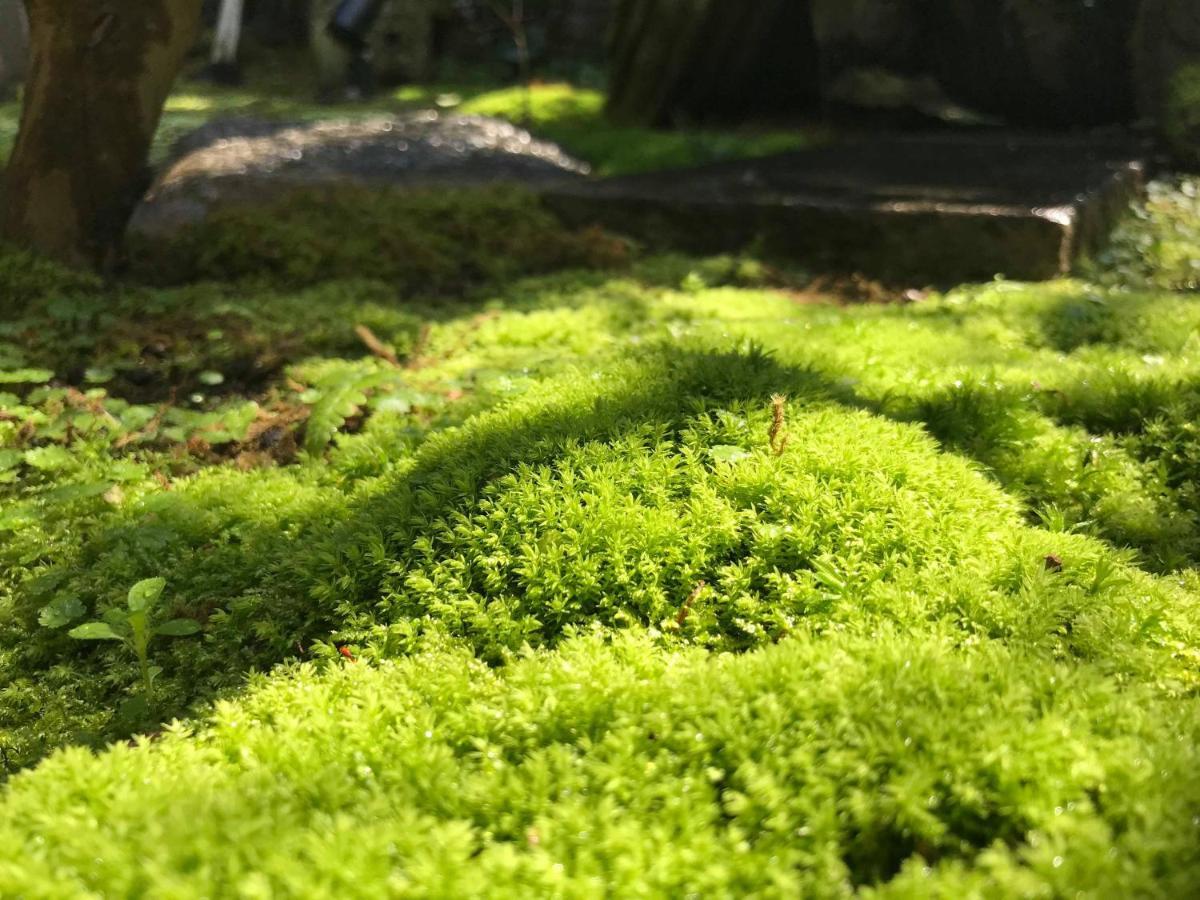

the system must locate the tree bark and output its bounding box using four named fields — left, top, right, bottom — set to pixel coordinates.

left=607, top=0, right=819, bottom=126
left=1, top=0, right=202, bottom=270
